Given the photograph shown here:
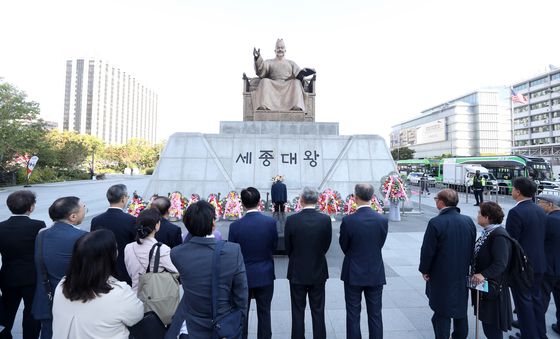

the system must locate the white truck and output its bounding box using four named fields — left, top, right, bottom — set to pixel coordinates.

left=442, top=160, right=496, bottom=191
